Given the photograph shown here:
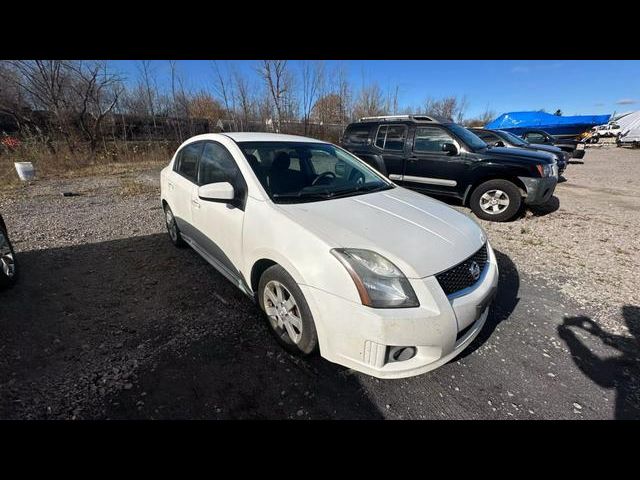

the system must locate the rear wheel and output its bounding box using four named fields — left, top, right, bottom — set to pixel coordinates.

left=0, top=226, right=17, bottom=289
left=470, top=179, right=522, bottom=222
left=164, top=204, right=186, bottom=247
left=258, top=265, right=318, bottom=355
